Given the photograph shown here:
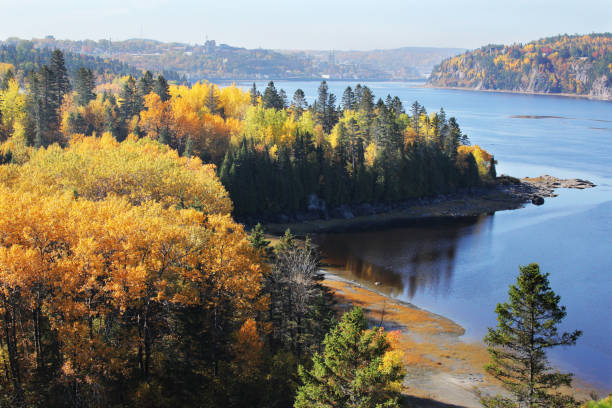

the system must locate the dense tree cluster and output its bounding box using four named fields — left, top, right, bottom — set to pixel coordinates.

left=429, top=33, right=612, bottom=96
left=221, top=81, right=492, bottom=217
left=0, top=41, right=138, bottom=83
left=0, top=133, right=387, bottom=407
left=1, top=51, right=495, bottom=222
